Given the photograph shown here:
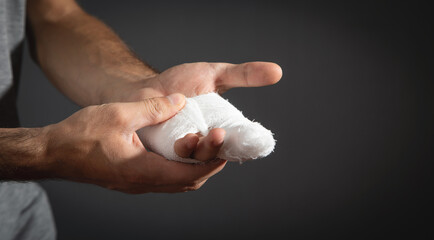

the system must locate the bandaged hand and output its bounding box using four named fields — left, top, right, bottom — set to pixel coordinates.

left=138, top=93, right=275, bottom=163
left=43, top=94, right=226, bottom=193
left=106, top=61, right=282, bottom=163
